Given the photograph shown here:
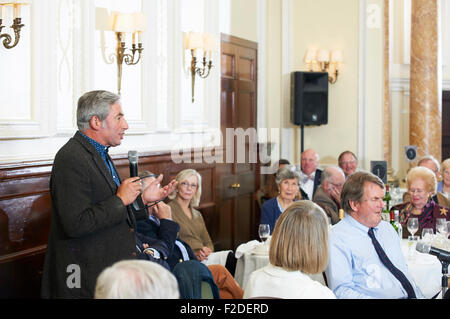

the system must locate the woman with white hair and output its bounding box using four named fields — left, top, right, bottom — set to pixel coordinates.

left=391, top=166, right=450, bottom=237
left=95, top=260, right=179, bottom=299
left=260, top=164, right=301, bottom=234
